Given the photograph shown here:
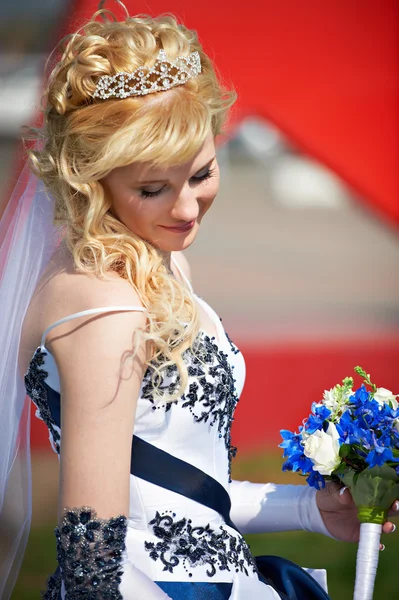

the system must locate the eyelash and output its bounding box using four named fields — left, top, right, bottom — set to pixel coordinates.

left=139, top=168, right=215, bottom=199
